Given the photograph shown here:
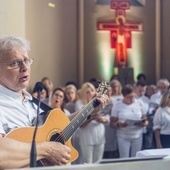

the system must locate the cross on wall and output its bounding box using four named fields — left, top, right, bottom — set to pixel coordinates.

left=97, top=0, right=143, bottom=68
